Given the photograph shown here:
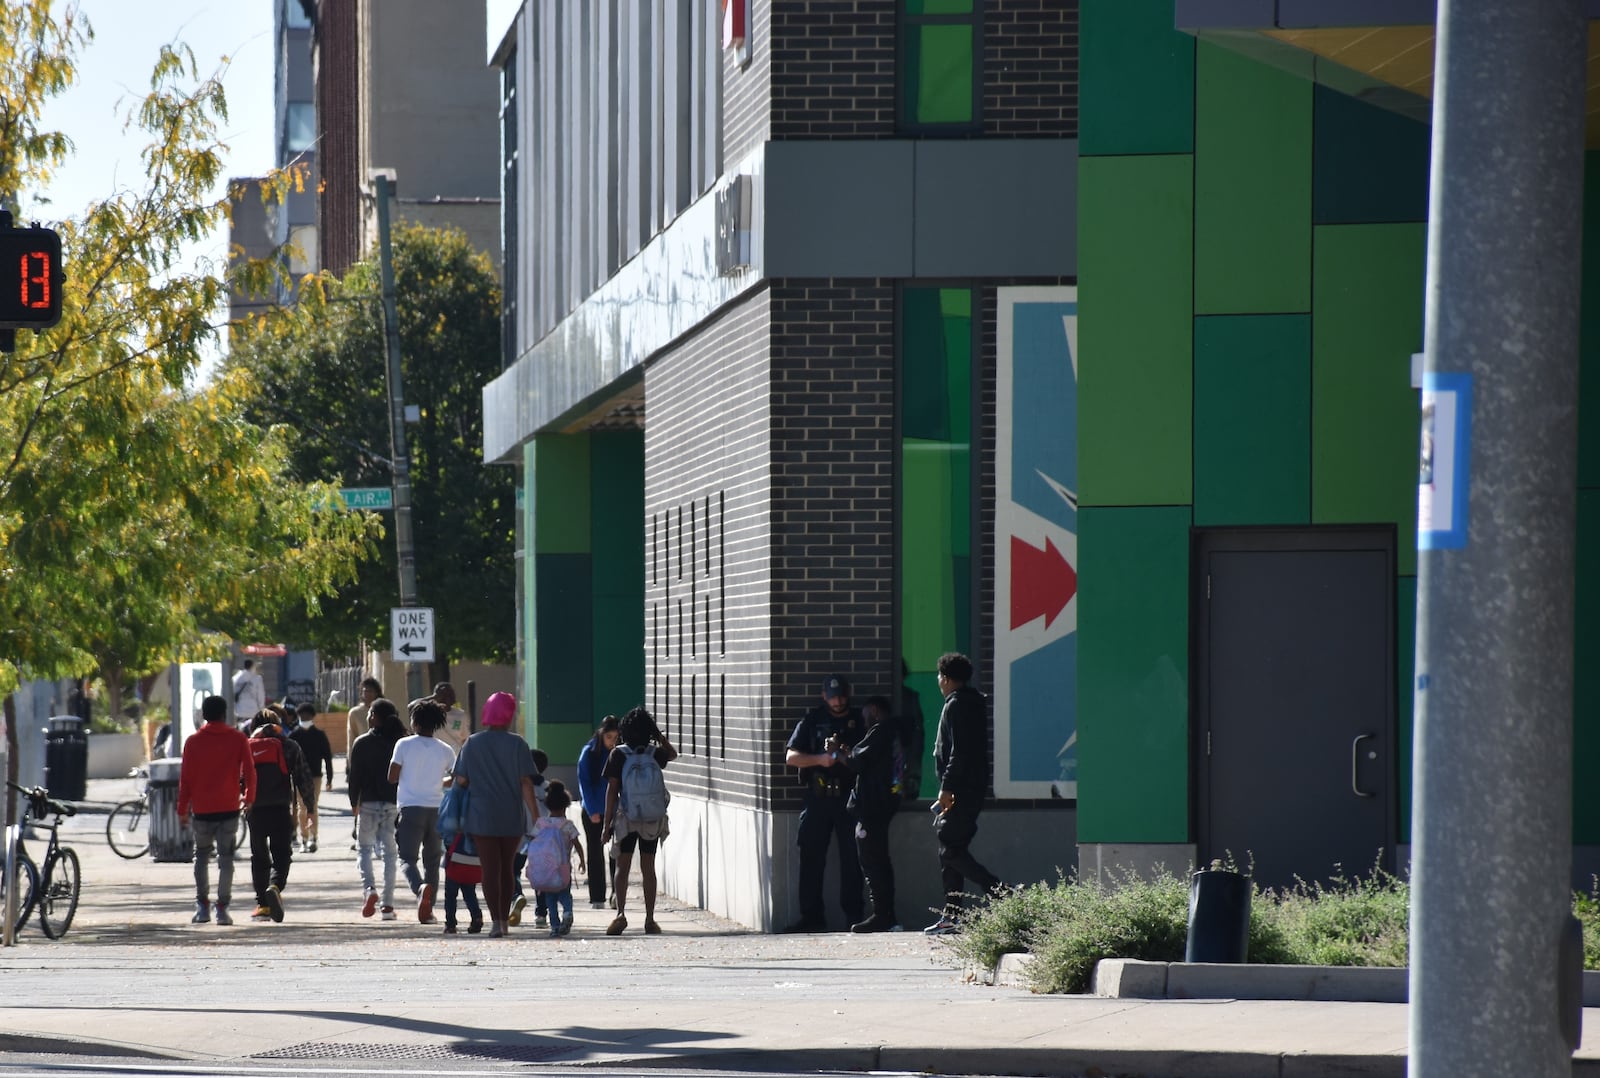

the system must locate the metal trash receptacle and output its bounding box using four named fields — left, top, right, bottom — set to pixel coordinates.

left=1185, top=868, right=1251, bottom=963
left=147, top=757, right=193, bottom=863
left=43, top=715, right=87, bottom=802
